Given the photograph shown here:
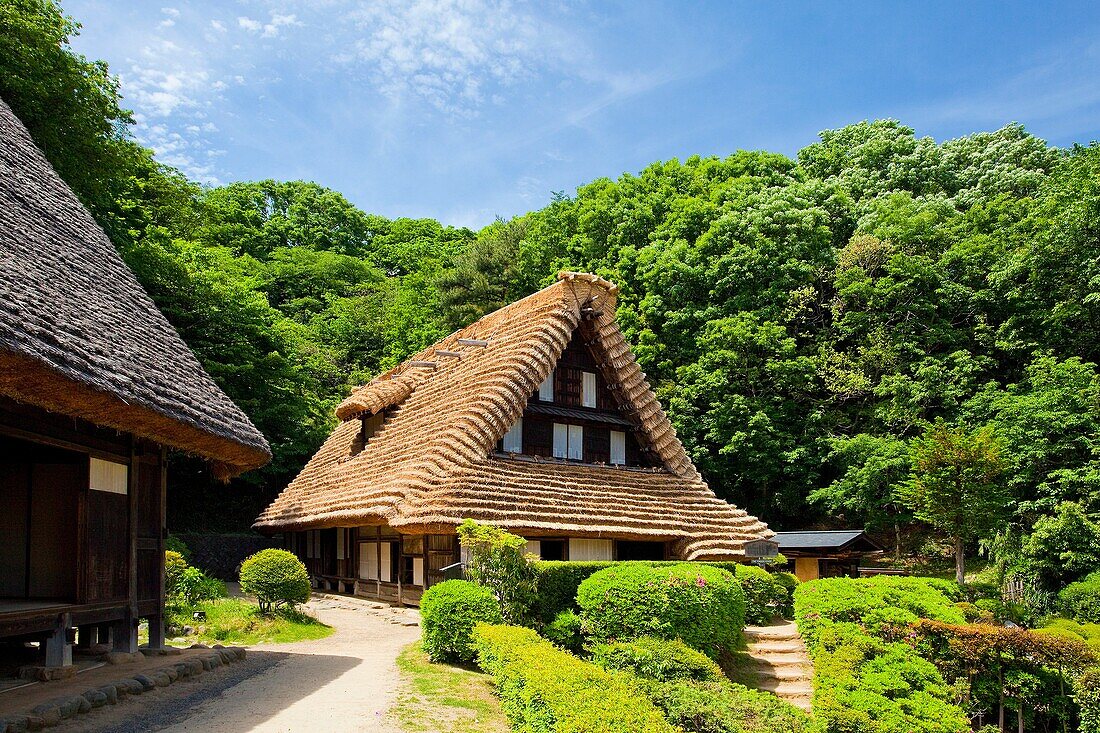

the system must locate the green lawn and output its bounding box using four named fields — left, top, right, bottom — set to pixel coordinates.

left=391, top=643, right=509, bottom=733
left=165, top=598, right=333, bottom=645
